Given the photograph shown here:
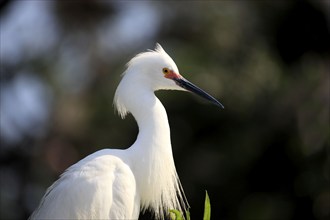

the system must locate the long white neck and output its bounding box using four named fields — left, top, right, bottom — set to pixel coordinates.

left=114, top=73, right=186, bottom=219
